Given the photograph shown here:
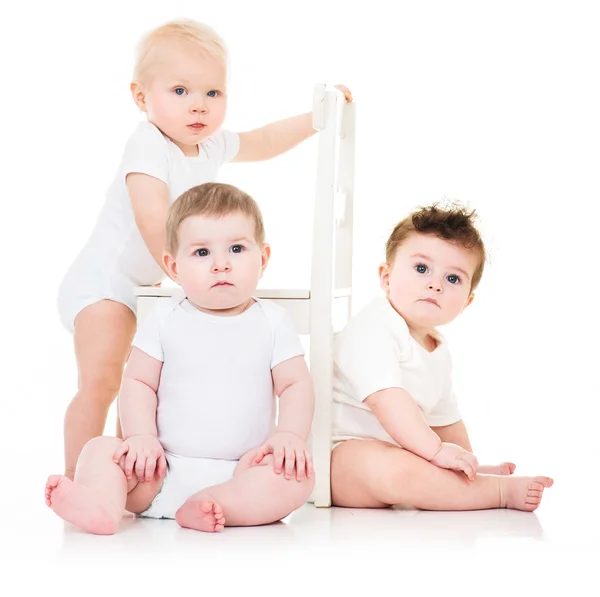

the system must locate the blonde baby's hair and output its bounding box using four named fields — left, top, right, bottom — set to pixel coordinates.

left=166, top=183, right=266, bottom=255
left=133, top=18, right=228, bottom=82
